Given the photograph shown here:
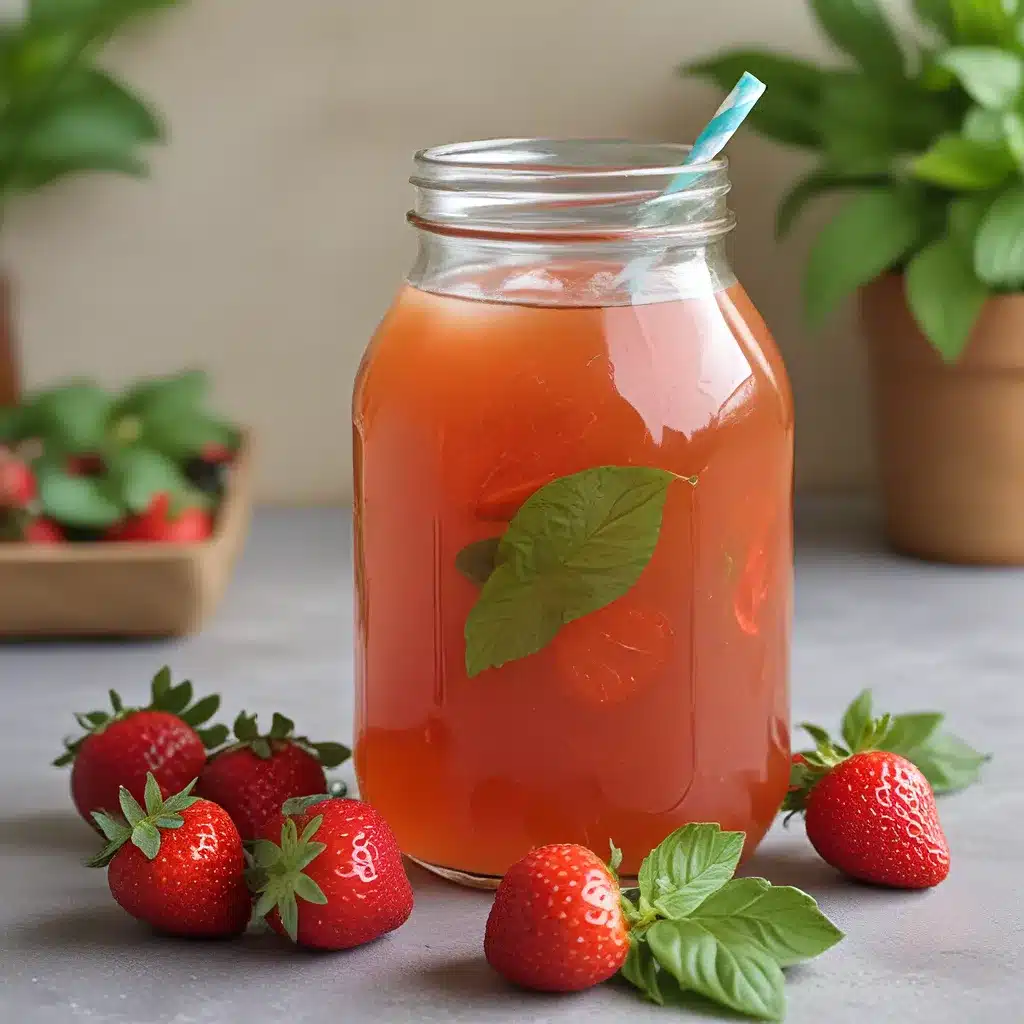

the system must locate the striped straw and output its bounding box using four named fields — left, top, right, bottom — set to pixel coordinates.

left=616, top=72, right=765, bottom=294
